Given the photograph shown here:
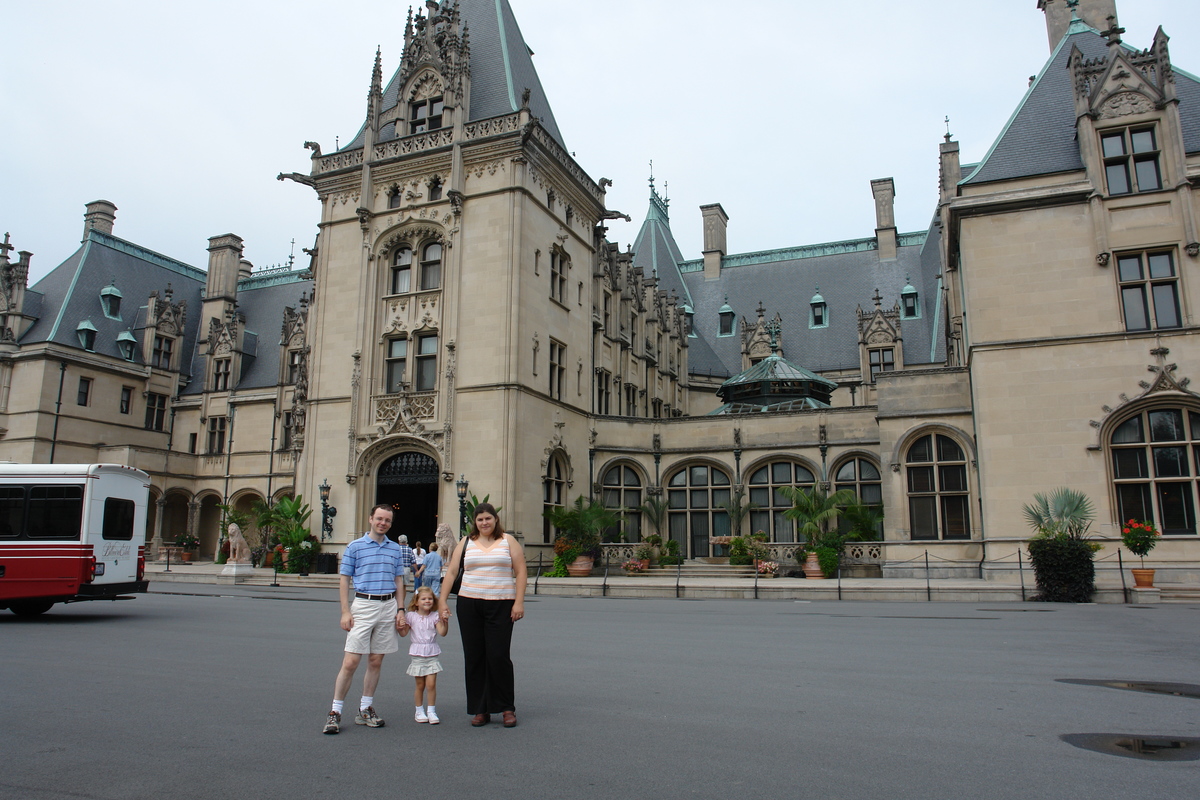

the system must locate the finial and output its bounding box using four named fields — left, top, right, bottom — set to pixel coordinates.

left=872, top=288, right=882, bottom=309
left=1101, top=14, right=1125, bottom=47
left=944, top=115, right=952, bottom=142
left=756, top=301, right=765, bottom=317
left=0, top=232, right=12, bottom=262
